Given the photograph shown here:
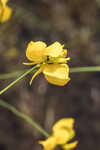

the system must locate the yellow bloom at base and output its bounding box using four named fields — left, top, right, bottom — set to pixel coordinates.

left=39, top=118, right=78, bottom=150
left=0, top=0, right=12, bottom=23
left=24, top=41, right=70, bottom=86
